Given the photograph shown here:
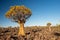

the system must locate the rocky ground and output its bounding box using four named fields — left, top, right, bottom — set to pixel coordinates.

left=0, top=26, right=60, bottom=40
